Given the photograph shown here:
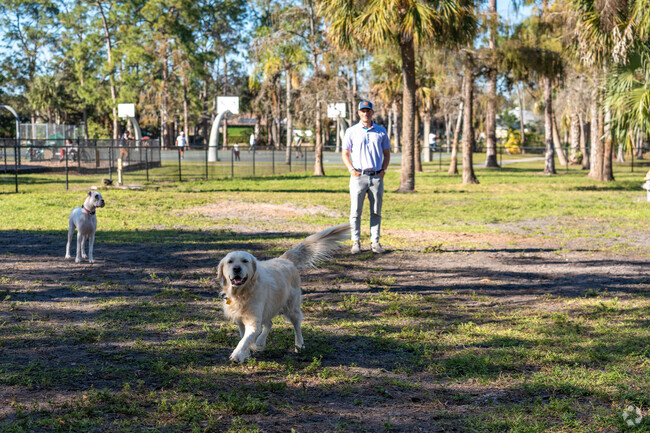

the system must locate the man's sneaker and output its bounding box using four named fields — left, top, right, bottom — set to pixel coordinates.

left=371, top=242, right=385, bottom=253
left=351, top=241, right=361, bottom=254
